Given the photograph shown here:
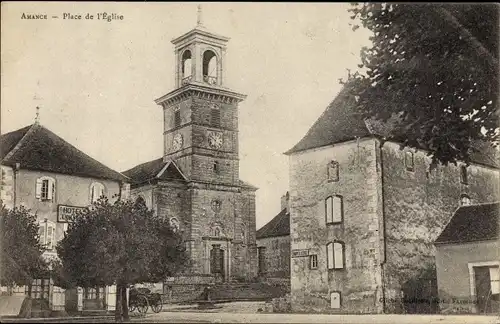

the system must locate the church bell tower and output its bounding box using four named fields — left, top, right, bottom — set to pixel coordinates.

left=155, top=5, right=247, bottom=186
left=154, top=6, right=257, bottom=281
